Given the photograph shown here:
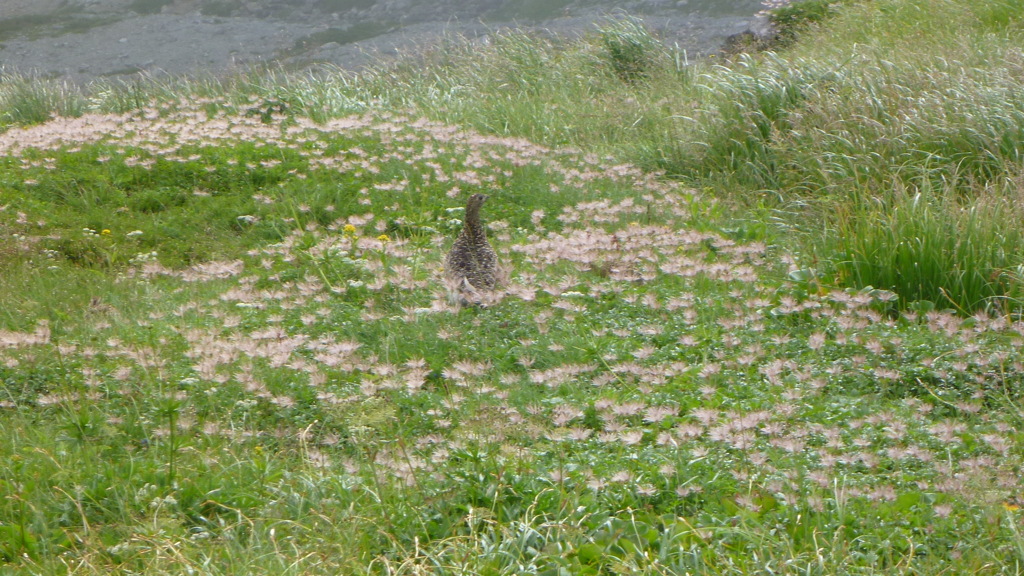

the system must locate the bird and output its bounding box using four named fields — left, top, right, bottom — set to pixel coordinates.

left=444, top=193, right=498, bottom=301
